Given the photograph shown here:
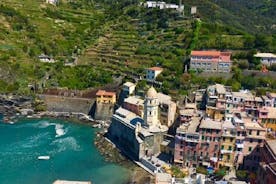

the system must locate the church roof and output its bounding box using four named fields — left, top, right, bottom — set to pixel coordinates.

left=146, top=86, right=157, bottom=98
